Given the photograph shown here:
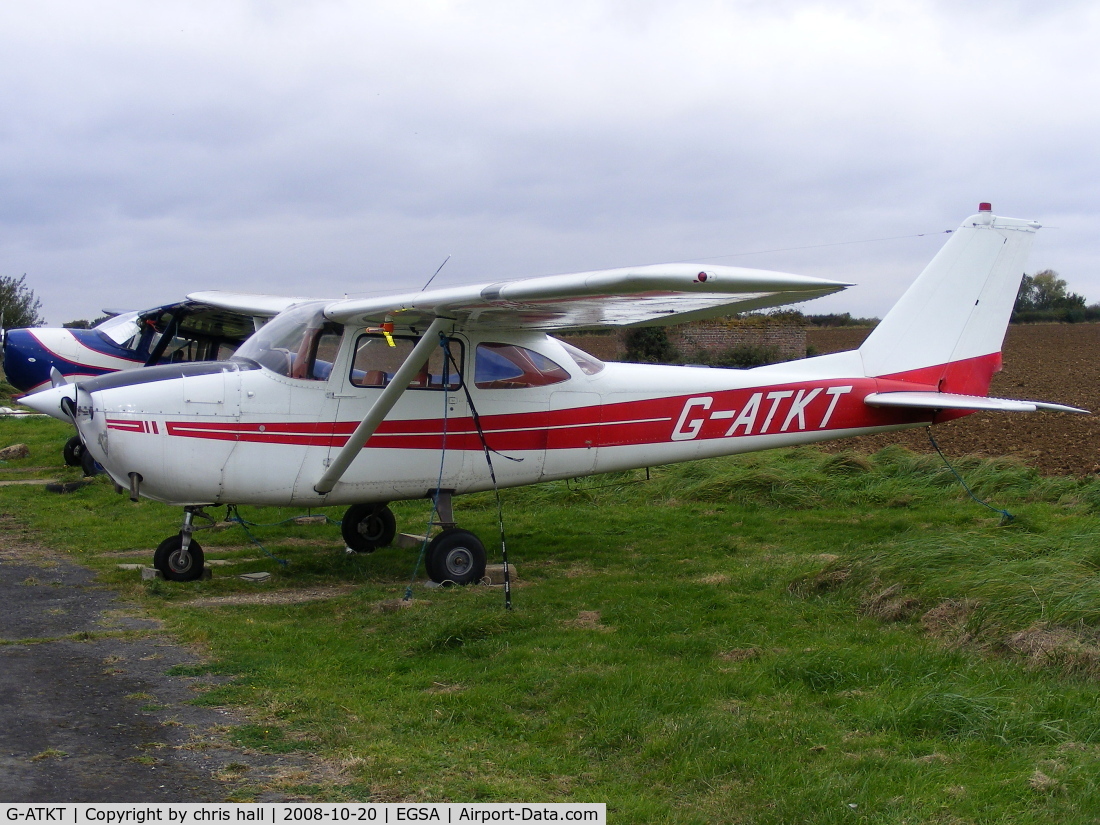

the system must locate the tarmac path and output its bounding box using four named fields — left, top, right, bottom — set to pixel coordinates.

left=0, top=532, right=307, bottom=802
